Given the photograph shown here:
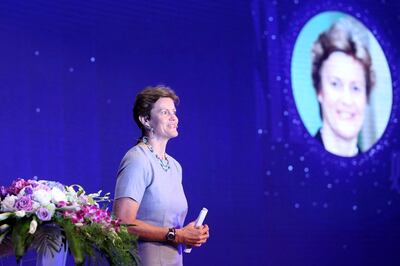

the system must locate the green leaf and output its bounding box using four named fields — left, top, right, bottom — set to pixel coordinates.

left=0, top=224, right=12, bottom=247
left=11, top=217, right=33, bottom=262
left=56, top=218, right=86, bottom=266
left=0, top=212, right=12, bottom=221
left=0, top=224, right=11, bottom=237
left=0, top=231, right=8, bottom=244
